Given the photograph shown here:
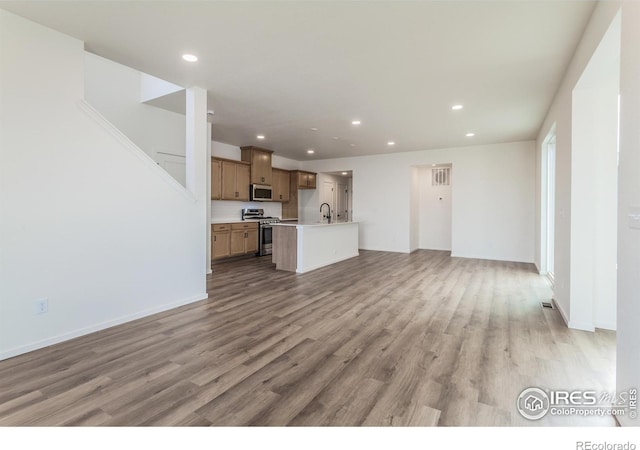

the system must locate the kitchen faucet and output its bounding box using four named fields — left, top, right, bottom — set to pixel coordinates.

left=320, top=203, right=332, bottom=223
